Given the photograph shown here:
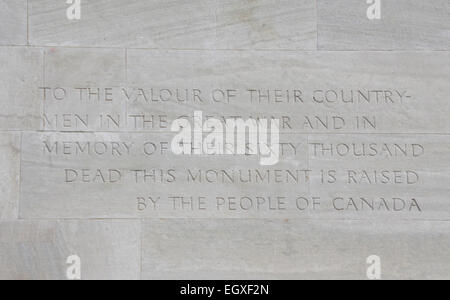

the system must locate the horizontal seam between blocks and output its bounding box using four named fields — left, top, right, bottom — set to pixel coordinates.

left=1, top=44, right=450, bottom=53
